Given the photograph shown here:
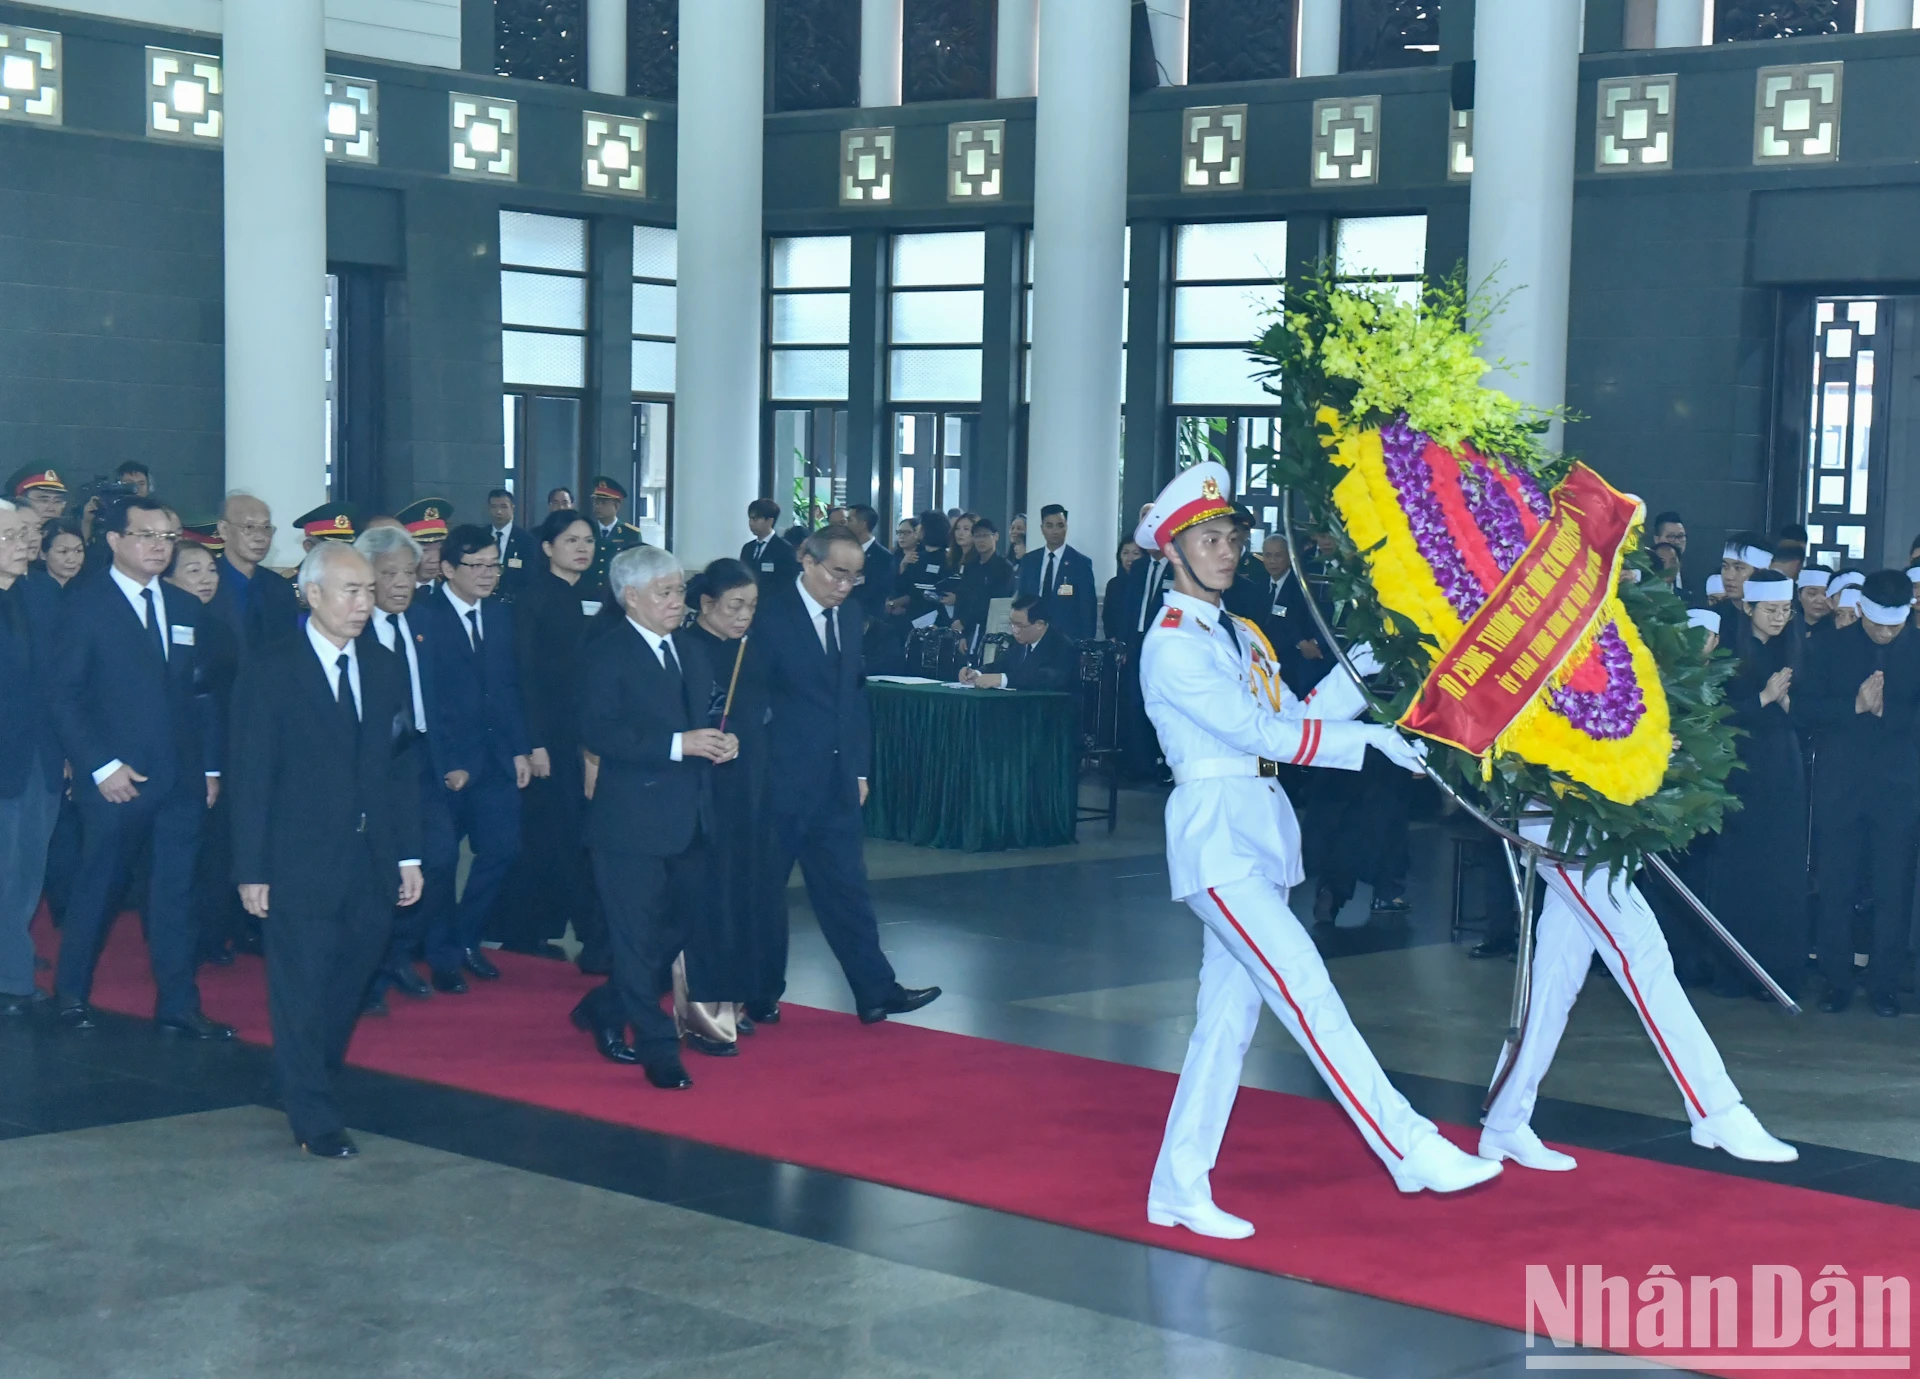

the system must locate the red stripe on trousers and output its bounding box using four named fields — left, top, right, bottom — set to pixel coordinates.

left=1553, top=865, right=1706, bottom=1119
left=1207, top=887, right=1403, bottom=1160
